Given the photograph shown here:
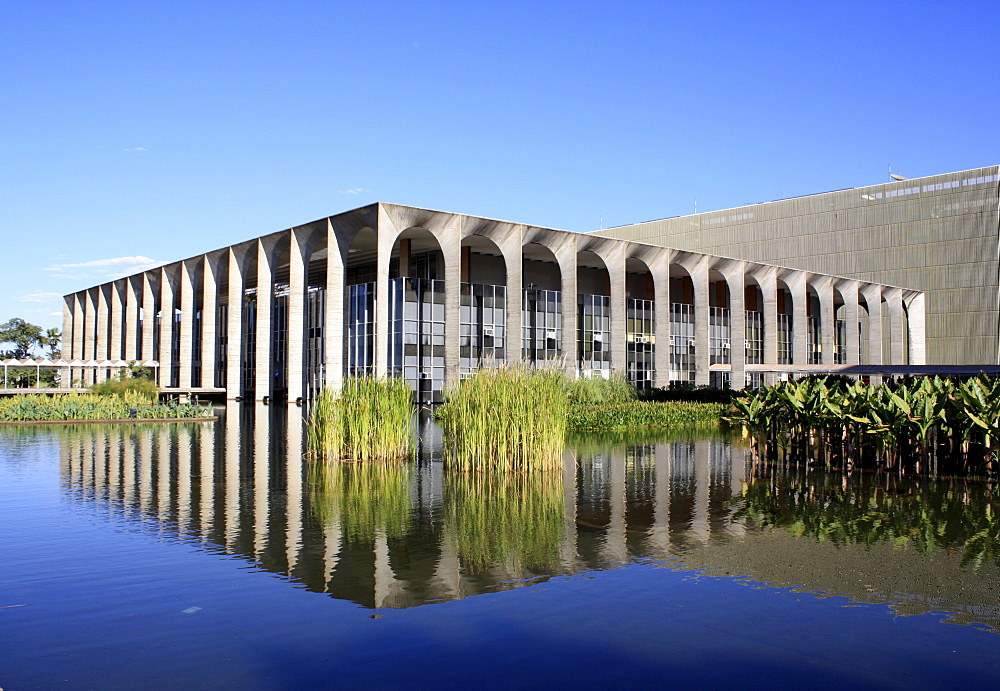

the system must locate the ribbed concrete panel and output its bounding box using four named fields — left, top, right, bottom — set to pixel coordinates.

left=593, top=167, right=1000, bottom=365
